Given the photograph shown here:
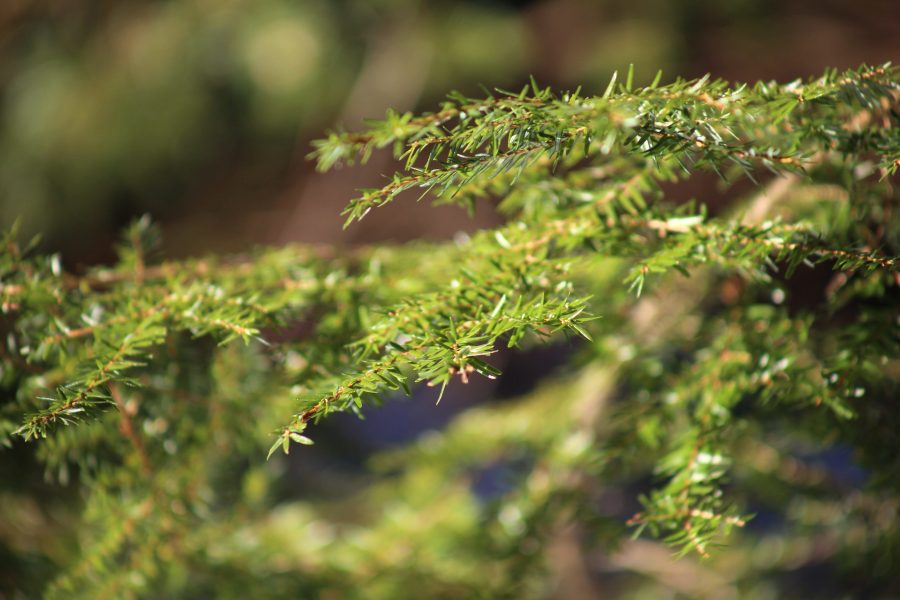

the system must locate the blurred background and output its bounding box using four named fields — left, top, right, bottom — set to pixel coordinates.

left=0, top=0, right=897, bottom=265
left=1, top=1, right=898, bottom=596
